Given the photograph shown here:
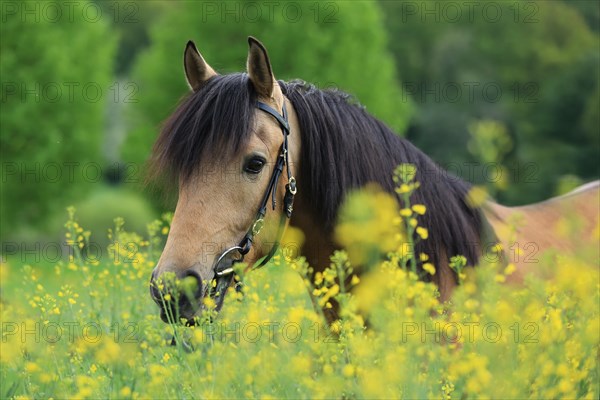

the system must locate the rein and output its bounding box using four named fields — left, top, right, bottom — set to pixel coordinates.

left=209, top=100, right=297, bottom=305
